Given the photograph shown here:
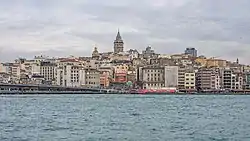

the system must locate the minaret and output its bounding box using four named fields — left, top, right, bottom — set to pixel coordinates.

left=114, top=29, right=124, bottom=53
